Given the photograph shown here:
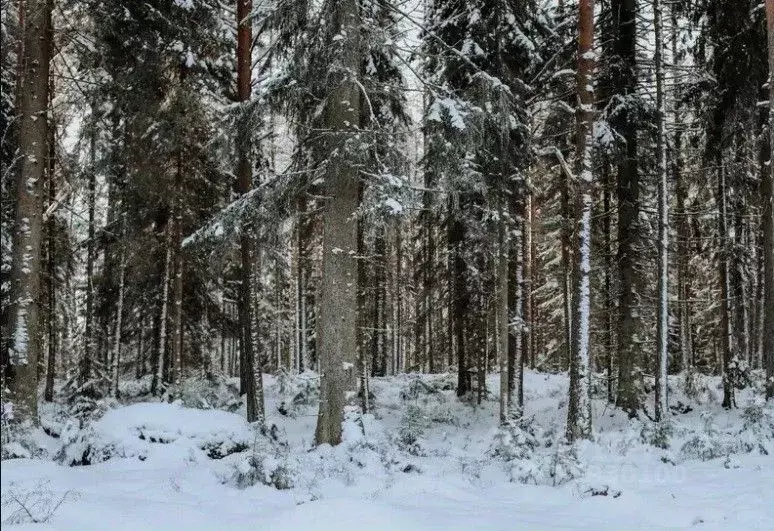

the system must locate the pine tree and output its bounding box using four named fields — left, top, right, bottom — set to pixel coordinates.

left=566, top=0, right=595, bottom=443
